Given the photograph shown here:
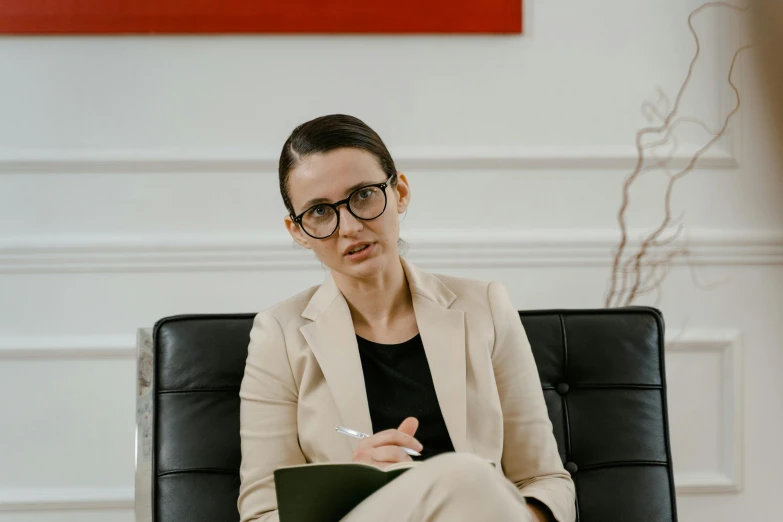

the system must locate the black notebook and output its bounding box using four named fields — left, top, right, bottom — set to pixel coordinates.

left=274, top=461, right=418, bottom=522
left=273, top=458, right=496, bottom=522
